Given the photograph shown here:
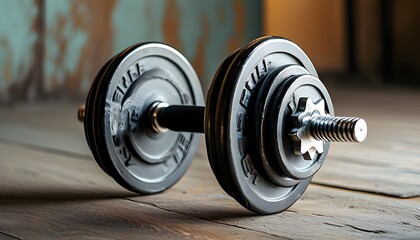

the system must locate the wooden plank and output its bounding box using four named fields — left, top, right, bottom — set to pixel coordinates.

left=0, top=103, right=90, bottom=156
left=0, top=232, right=19, bottom=240
left=133, top=182, right=420, bottom=239
left=313, top=86, right=420, bottom=197
left=0, top=142, right=280, bottom=240
left=128, top=153, right=420, bottom=239
left=1, top=197, right=278, bottom=240
left=0, top=142, right=419, bottom=239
